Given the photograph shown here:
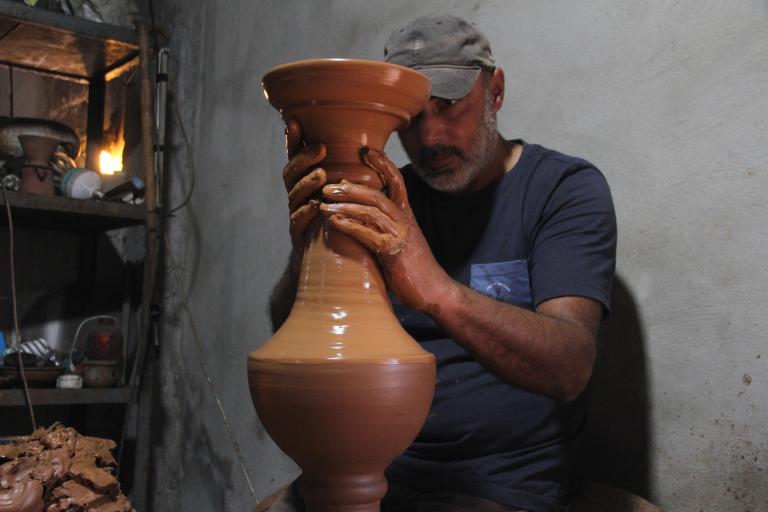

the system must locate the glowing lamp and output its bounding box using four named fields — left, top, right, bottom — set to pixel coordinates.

left=99, top=149, right=123, bottom=175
